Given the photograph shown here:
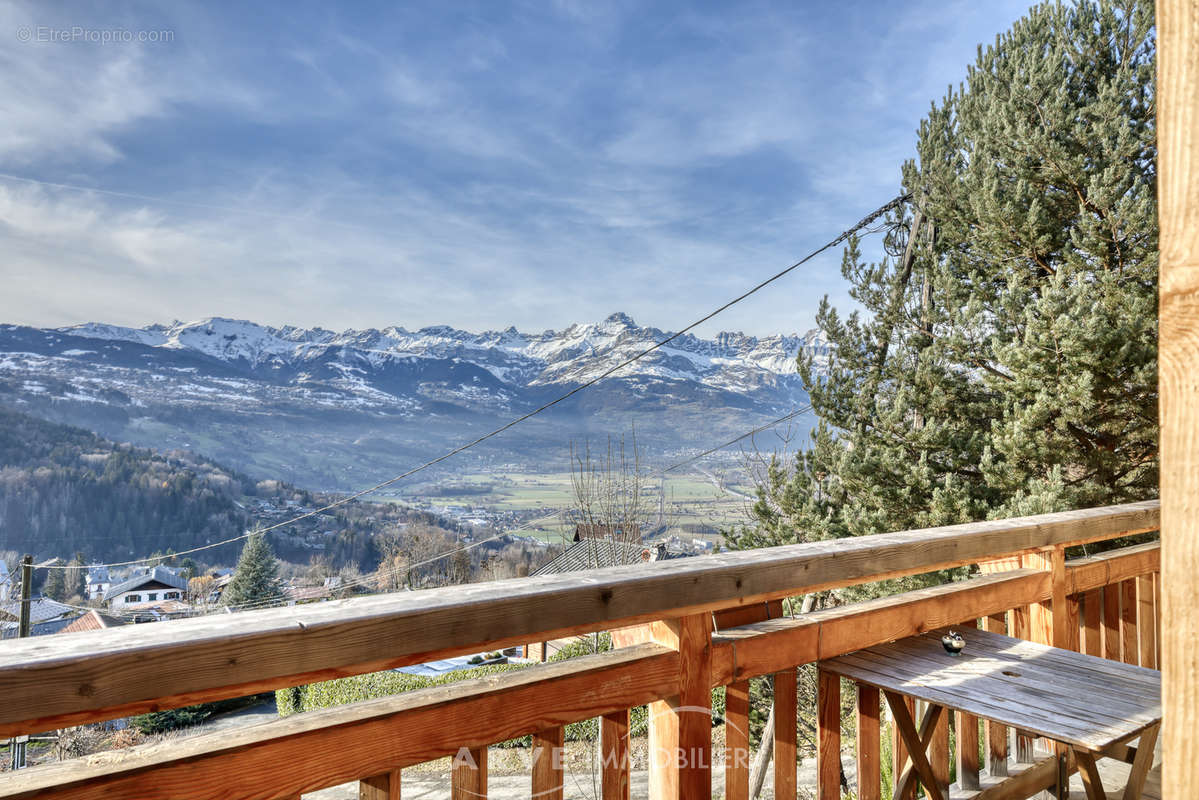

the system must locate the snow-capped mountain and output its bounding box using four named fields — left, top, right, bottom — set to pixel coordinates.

left=58, top=313, right=828, bottom=392
left=0, top=314, right=825, bottom=489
